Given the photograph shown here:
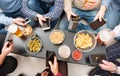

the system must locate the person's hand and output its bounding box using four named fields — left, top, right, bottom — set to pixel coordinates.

left=84, top=0, right=98, bottom=10
left=1, top=41, right=14, bottom=56
left=36, top=14, right=46, bottom=25
left=99, top=60, right=117, bottom=73
left=13, top=17, right=25, bottom=26
left=94, top=6, right=106, bottom=22
left=96, top=30, right=115, bottom=45
left=66, top=10, right=77, bottom=21
left=49, top=56, right=59, bottom=75
left=41, top=71, right=49, bottom=76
